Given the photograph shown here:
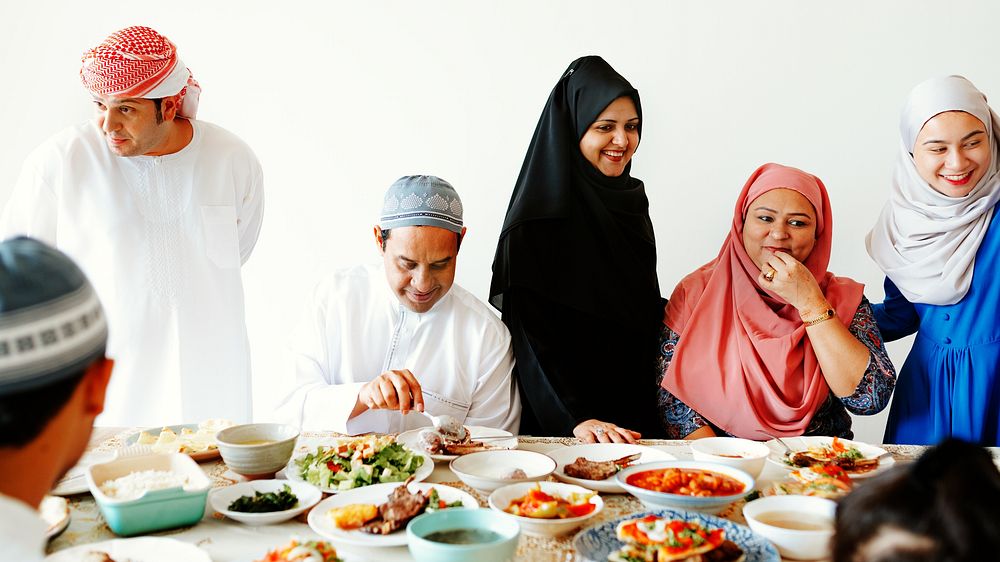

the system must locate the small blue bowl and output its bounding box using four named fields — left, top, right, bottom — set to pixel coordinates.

left=407, top=507, right=520, bottom=562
